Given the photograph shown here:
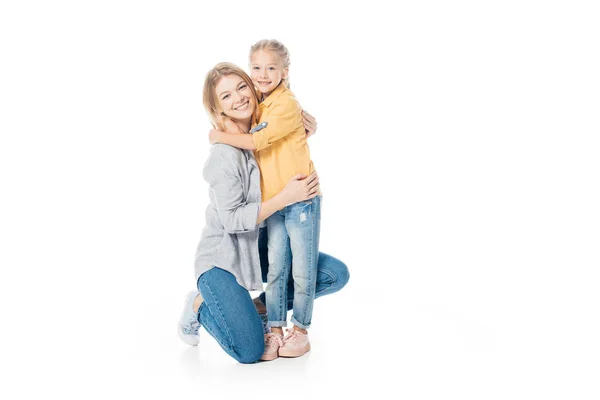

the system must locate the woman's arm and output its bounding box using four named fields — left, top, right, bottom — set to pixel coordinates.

left=204, top=150, right=259, bottom=234
left=256, top=172, right=319, bottom=224
left=204, top=147, right=319, bottom=233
